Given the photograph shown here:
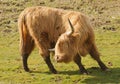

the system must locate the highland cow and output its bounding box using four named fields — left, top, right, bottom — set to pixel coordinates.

left=18, top=6, right=108, bottom=74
